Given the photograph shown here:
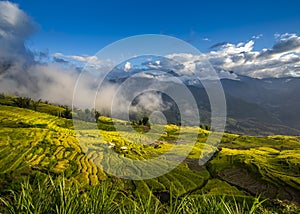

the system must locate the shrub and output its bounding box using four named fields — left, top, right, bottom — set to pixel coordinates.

left=13, top=97, right=31, bottom=108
